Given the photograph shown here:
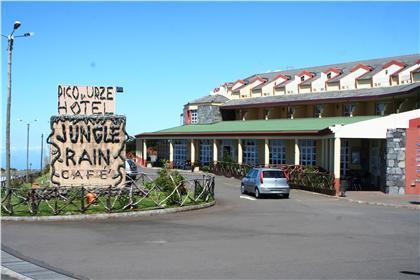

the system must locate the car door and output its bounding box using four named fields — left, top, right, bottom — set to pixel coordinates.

left=244, top=169, right=254, bottom=192
left=249, top=170, right=258, bottom=192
